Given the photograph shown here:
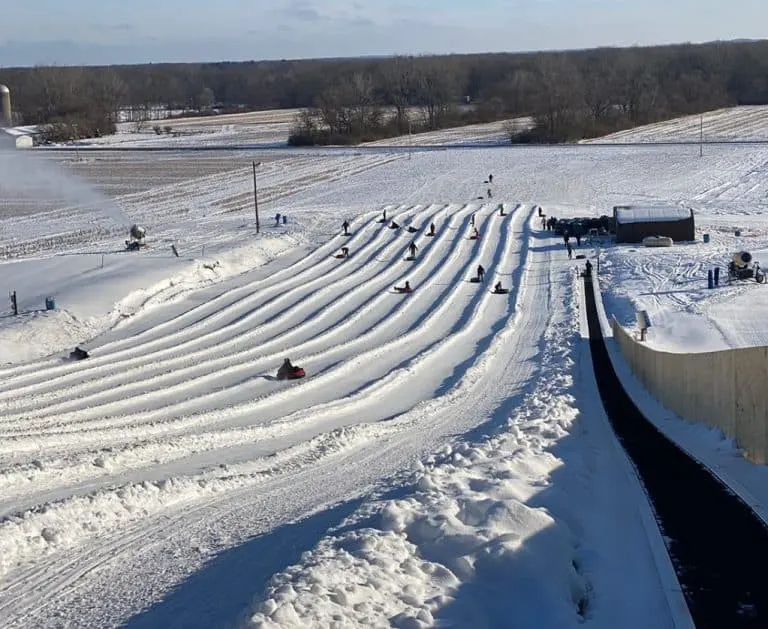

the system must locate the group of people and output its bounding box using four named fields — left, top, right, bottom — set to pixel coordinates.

left=542, top=216, right=558, bottom=231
